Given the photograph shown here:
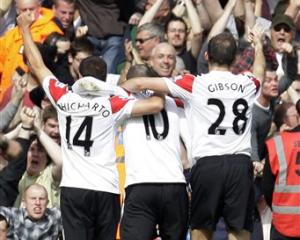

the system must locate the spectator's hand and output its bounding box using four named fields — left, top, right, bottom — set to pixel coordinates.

left=247, top=23, right=264, bottom=47
left=11, top=72, right=28, bottom=105
left=32, top=108, right=43, bottom=136
left=279, top=123, right=292, bottom=132
left=56, top=39, right=71, bottom=54
left=124, top=39, right=133, bottom=62
left=131, top=47, right=143, bottom=64
left=20, top=107, right=36, bottom=129
left=17, top=11, right=35, bottom=30
left=76, top=25, right=88, bottom=38
left=280, top=42, right=293, bottom=54
left=253, top=161, right=264, bottom=177
left=0, top=134, right=22, bottom=160
left=128, top=12, right=142, bottom=25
